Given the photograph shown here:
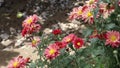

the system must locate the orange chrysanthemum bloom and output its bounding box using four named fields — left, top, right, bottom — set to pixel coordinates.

left=105, top=31, right=120, bottom=47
